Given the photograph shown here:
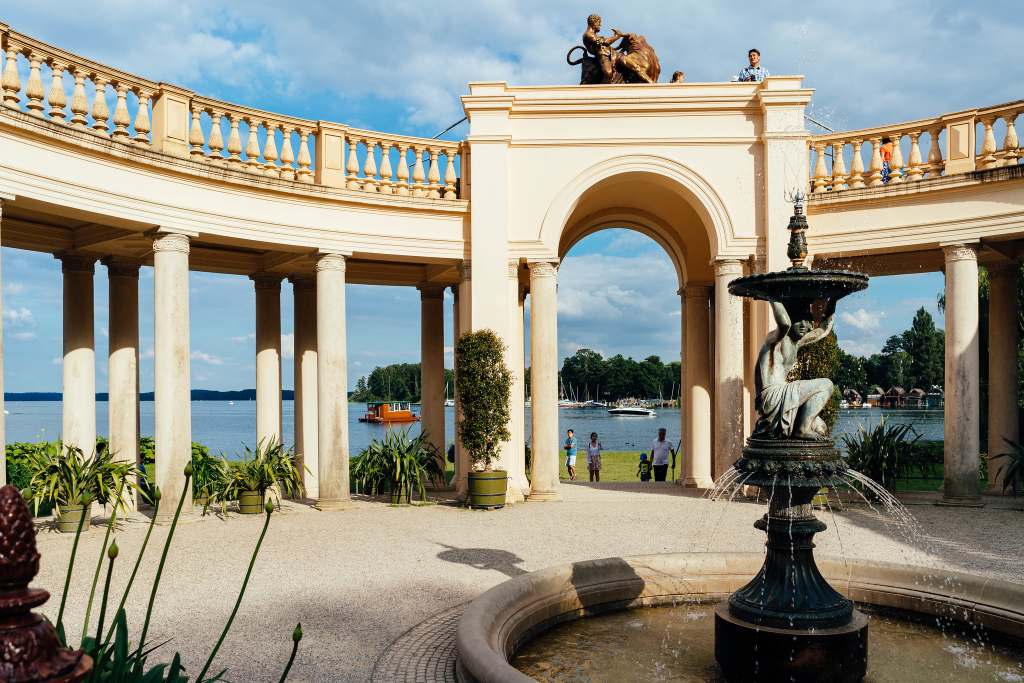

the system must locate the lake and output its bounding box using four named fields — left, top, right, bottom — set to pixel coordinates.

left=2, top=402, right=945, bottom=456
